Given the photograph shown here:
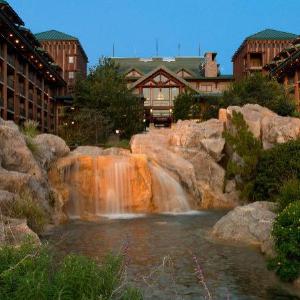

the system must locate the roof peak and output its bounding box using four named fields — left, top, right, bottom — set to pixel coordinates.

left=35, top=29, right=78, bottom=41
left=247, top=28, right=298, bottom=40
